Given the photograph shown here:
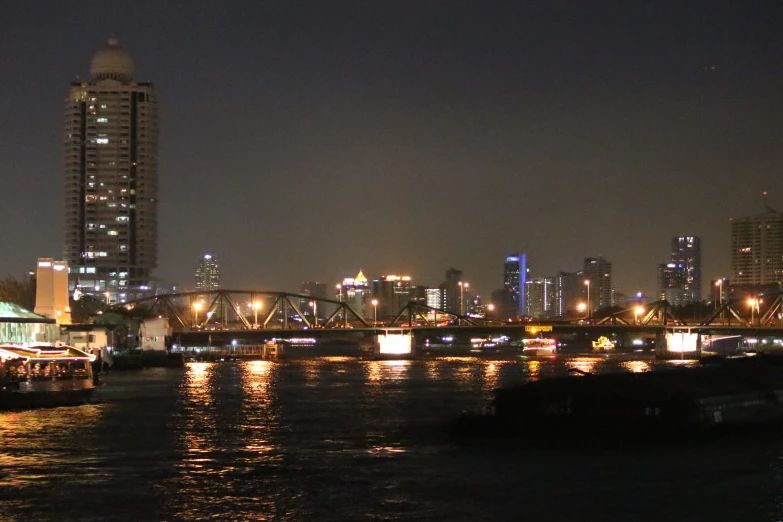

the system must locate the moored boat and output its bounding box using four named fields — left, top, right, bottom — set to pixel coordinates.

left=0, top=344, right=97, bottom=409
